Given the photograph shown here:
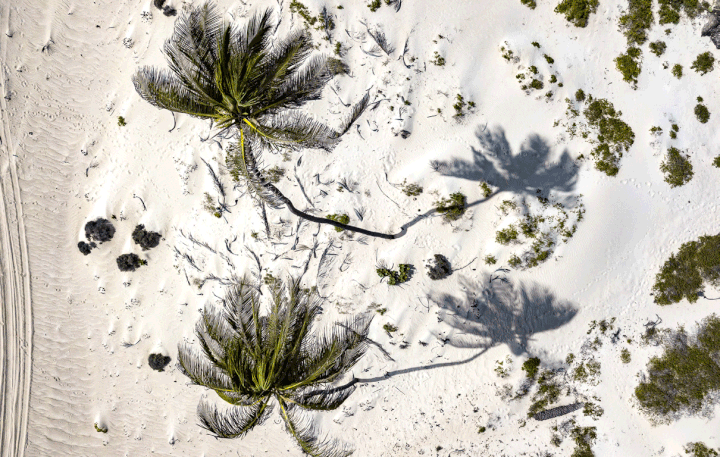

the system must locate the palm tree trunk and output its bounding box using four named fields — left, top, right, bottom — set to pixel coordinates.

left=244, top=148, right=400, bottom=240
